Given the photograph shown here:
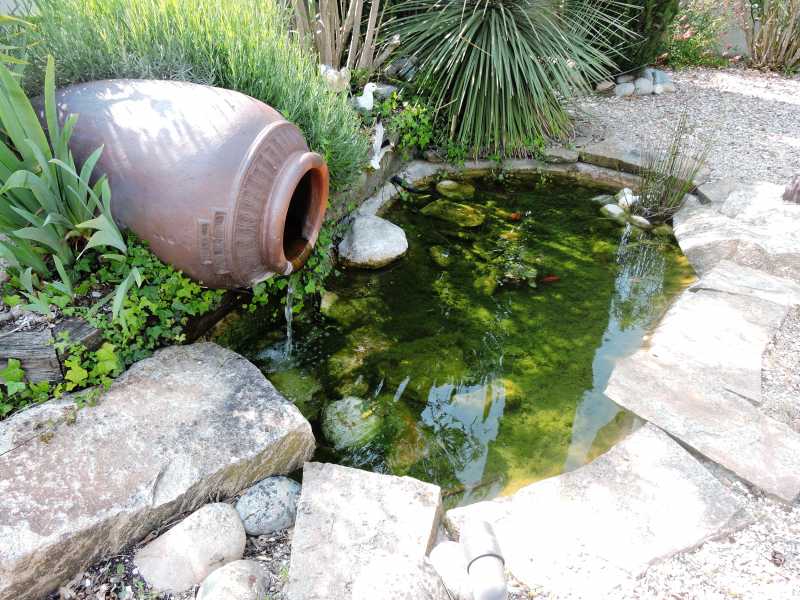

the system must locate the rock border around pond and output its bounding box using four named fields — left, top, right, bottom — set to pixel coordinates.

left=2, top=136, right=798, bottom=600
